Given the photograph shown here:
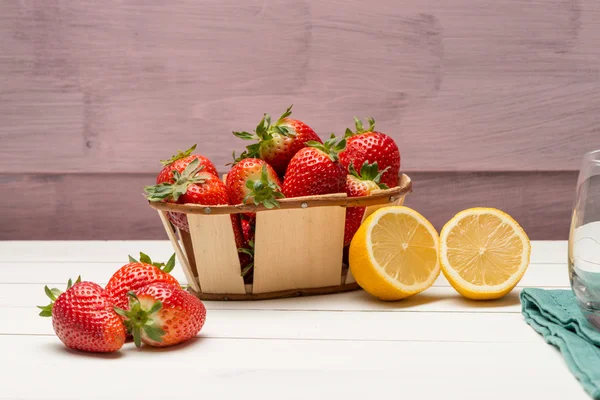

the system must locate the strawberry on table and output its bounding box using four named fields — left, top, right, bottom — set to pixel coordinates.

left=344, top=161, right=389, bottom=246
left=114, top=283, right=206, bottom=348
left=156, top=144, right=218, bottom=184
left=38, top=278, right=126, bottom=353
left=105, top=252, right=180, bottom=311
left=226, top=158, right=284, bottom=209
left=282, top=134, right=347, bottom=197
left=339, top=117, right=400, bottom=188
left=233, top=105, right=322, bottom=176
